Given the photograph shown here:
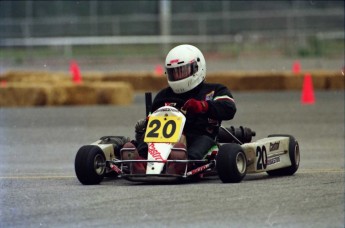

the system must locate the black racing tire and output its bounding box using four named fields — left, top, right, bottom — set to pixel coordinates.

left=266, top=134, right=300, bottom=176
left=75, top=145, right=106, bottom=185
left=216, top=143, right=247, bottom=183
